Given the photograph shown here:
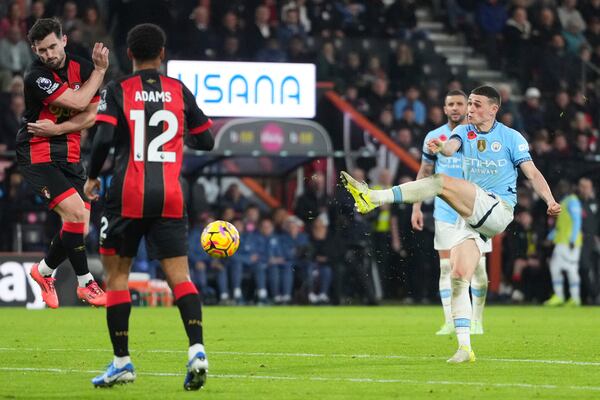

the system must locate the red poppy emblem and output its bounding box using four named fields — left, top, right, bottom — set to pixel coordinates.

left=439, top=134, right=447, bottom=141
left=467, top=131, right=477, bottom=140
